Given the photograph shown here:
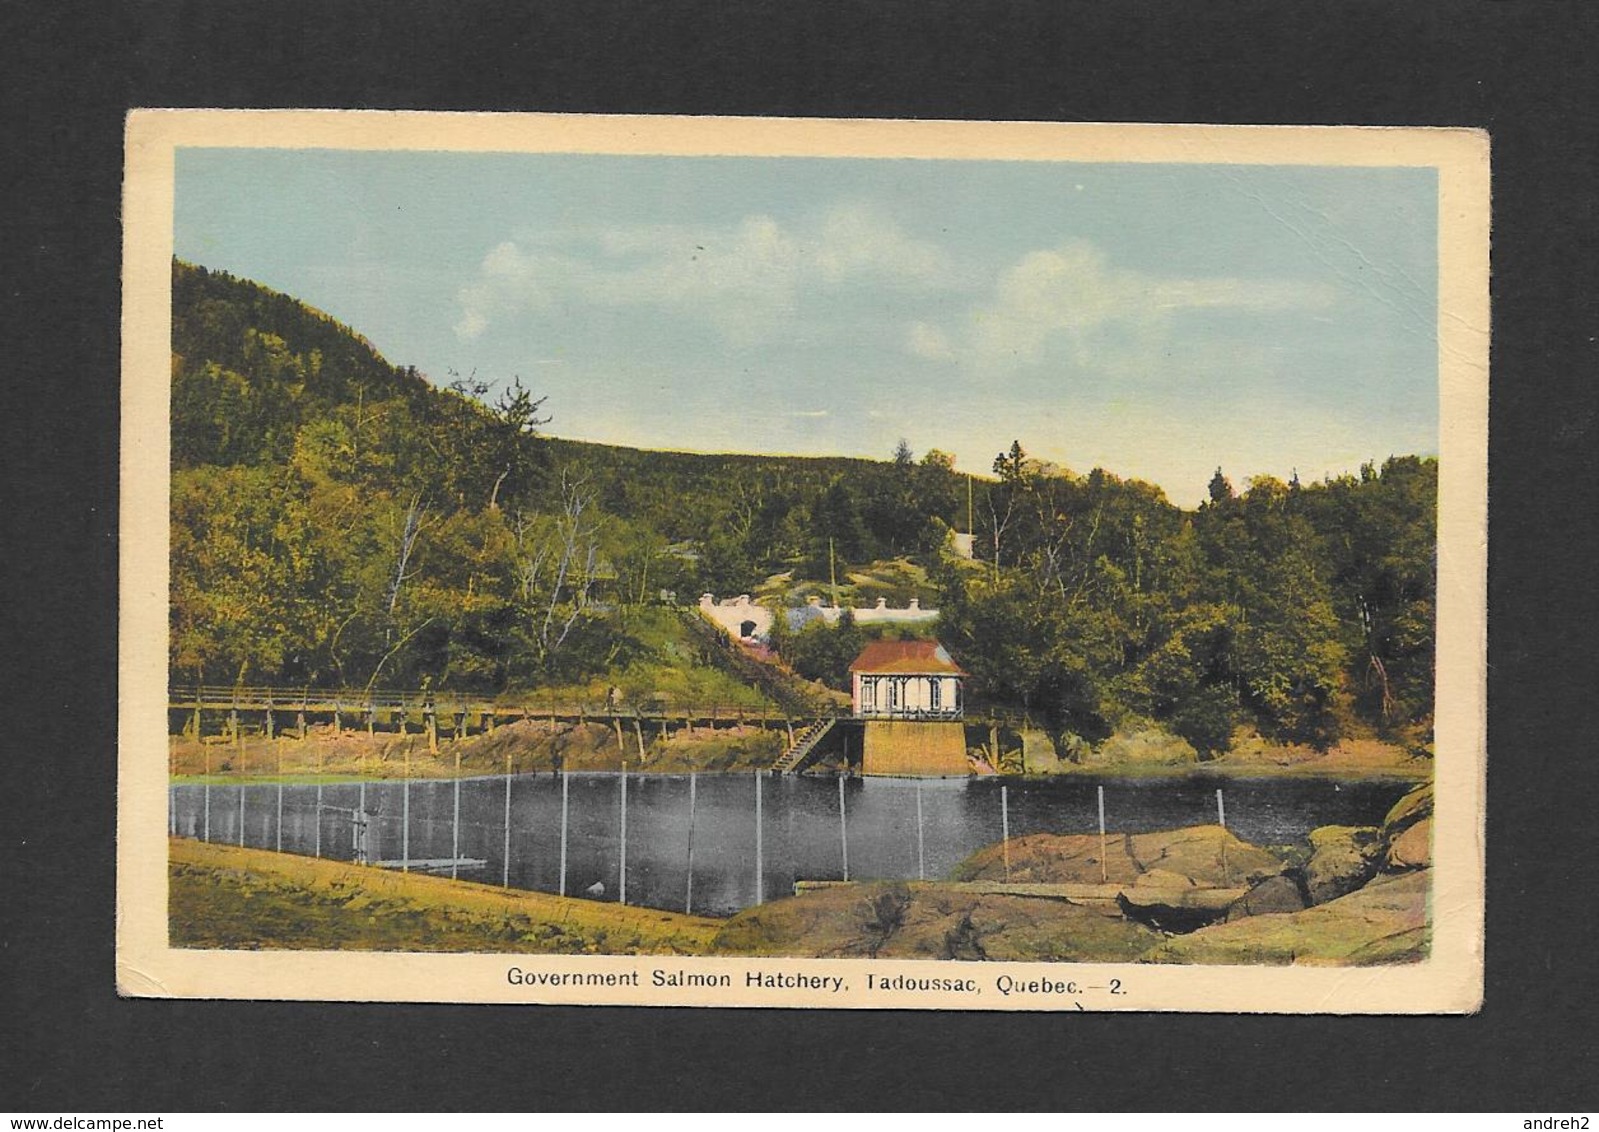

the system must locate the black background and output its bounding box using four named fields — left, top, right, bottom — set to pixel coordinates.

left=4, top=0, right=1597, bottom=1112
